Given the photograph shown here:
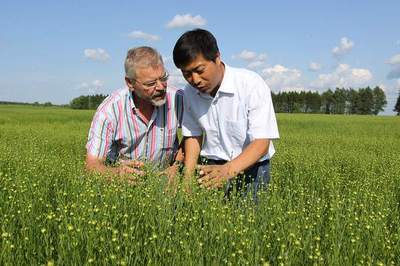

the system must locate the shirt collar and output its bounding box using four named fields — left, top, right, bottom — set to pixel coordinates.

left=194, top=63, right=235, bottom=98
left=126, top=87, right=137, bottom=110
left=217, top=63, right=235, bottom=95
